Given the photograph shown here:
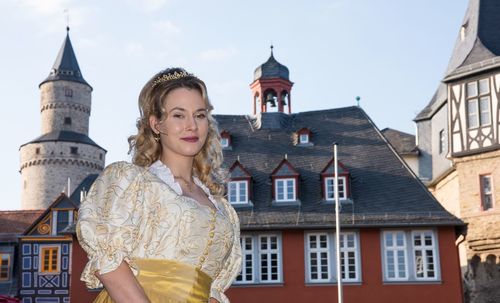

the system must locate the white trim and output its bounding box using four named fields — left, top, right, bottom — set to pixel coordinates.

left=305, top=231, right=361, bottom=284
left=307, top=233, right=331, bottom=282
left=411, top=230, right=439, bottom=281
left=381, top=230, right=441, bottom=282
left=228, top=180, right=249, bottom=204
left=382, top=231, right=408, bottom=281
left=325, top=176, right=347, bottom=200
left=275, top=178, right=296, bottom=202
left=221, top=137, right=229, bottom=148
left=259, top=234, right=282, bottom=283
left=234, top=233, right=283, bottom=285
left=339, top=232, right=360, bottom=282
left=234, top=235, right=255, bottom=284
